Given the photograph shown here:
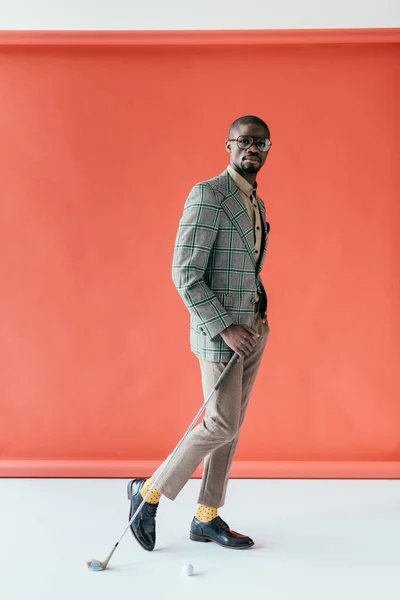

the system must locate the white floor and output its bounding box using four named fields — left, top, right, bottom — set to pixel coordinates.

left=1, top=478, right=400, bottom=600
